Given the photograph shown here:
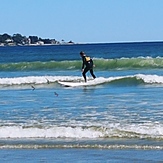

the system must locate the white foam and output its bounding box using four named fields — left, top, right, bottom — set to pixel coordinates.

left=0, top=76, right=82, bottom=85
left=136, top=74, right=163, bottom=84
left=0, top=126, right=103, bottom=138
left=1, top=74, right=163, bottom=86
left=0, top=75, right=122, bottom=86
left=0, top=123, right=162, bottom=139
